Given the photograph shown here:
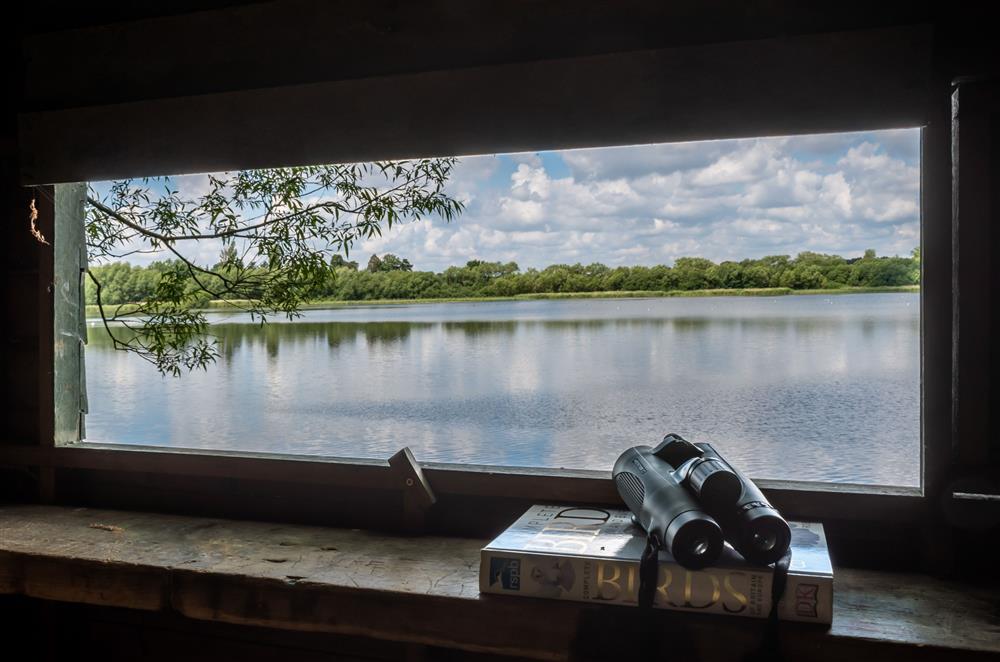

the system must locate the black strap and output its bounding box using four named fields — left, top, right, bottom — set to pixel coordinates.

left=638, top=535, right=792, bottom=659
left=769, top=548, right=793, bottom=621
left=637, top=532, right=661, bottom=609
left=745, top=547, right=793, bottom=662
